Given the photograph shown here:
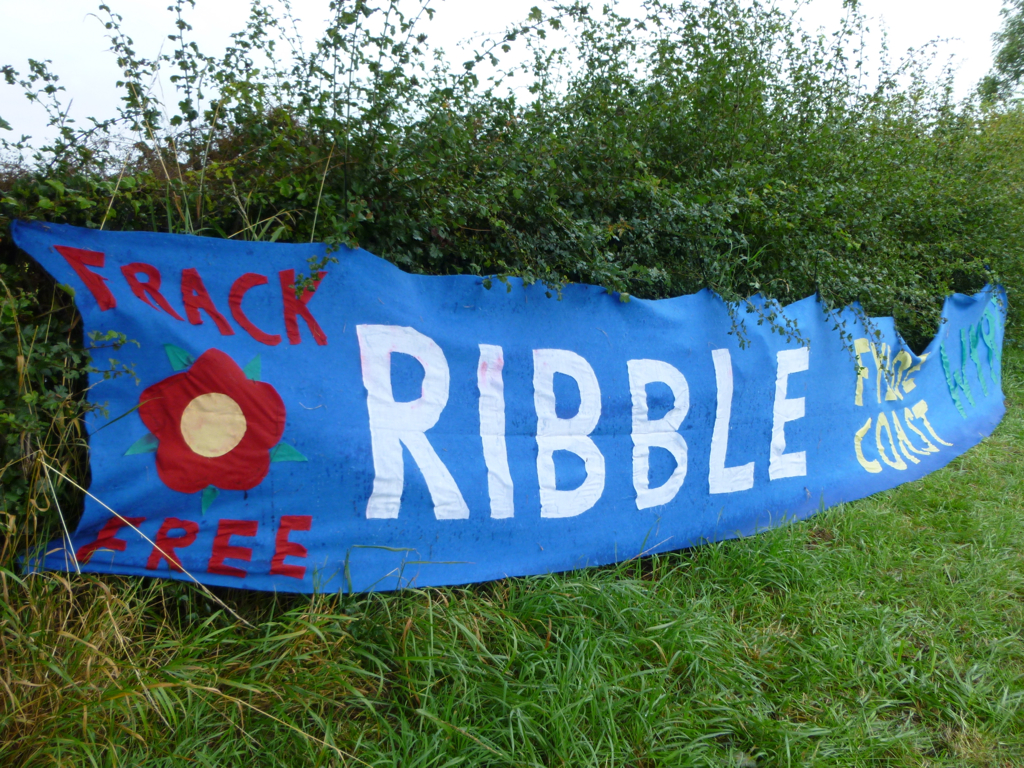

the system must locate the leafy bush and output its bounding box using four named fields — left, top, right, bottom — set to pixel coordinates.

left=1, top=0, right=1023, bottom=533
